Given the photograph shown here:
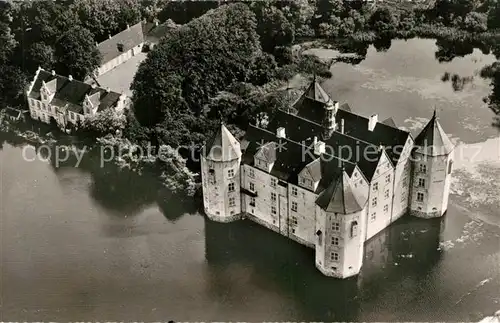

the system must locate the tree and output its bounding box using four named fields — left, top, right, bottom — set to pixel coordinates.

left=369, top=7, right=399, bottom=35
left=463, top=11, right=487, bottom=32
left=0, top=64, right=28, bottom=108
left=26, top=42, right=55, bottom=72
left=487, top=0, right=500, bottom=29
left=81, top=108, right=127, bottom=137
left=0, top=2, right=16, bottom=64
left=250, top=3, right=295, bottom=53
left=54, top=25, right=101, bottom=80
left=131, top=3, right=262, bottom=127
